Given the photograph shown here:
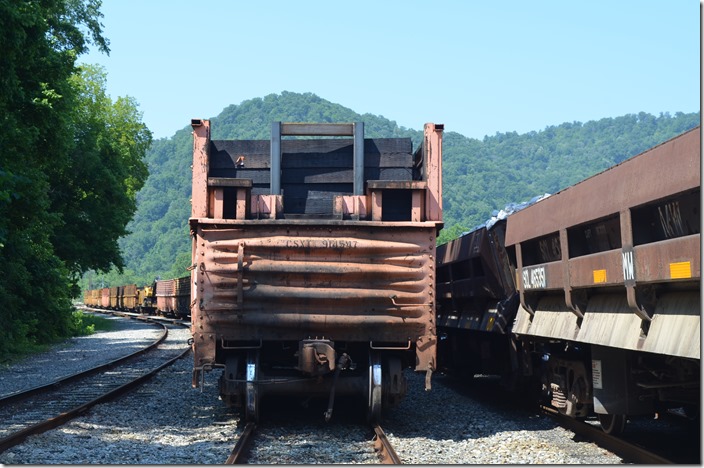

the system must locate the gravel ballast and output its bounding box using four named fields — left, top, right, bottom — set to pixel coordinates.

left=0, top=314, right=163, bottom=398
left=0, top=314, right=624, bottom=464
